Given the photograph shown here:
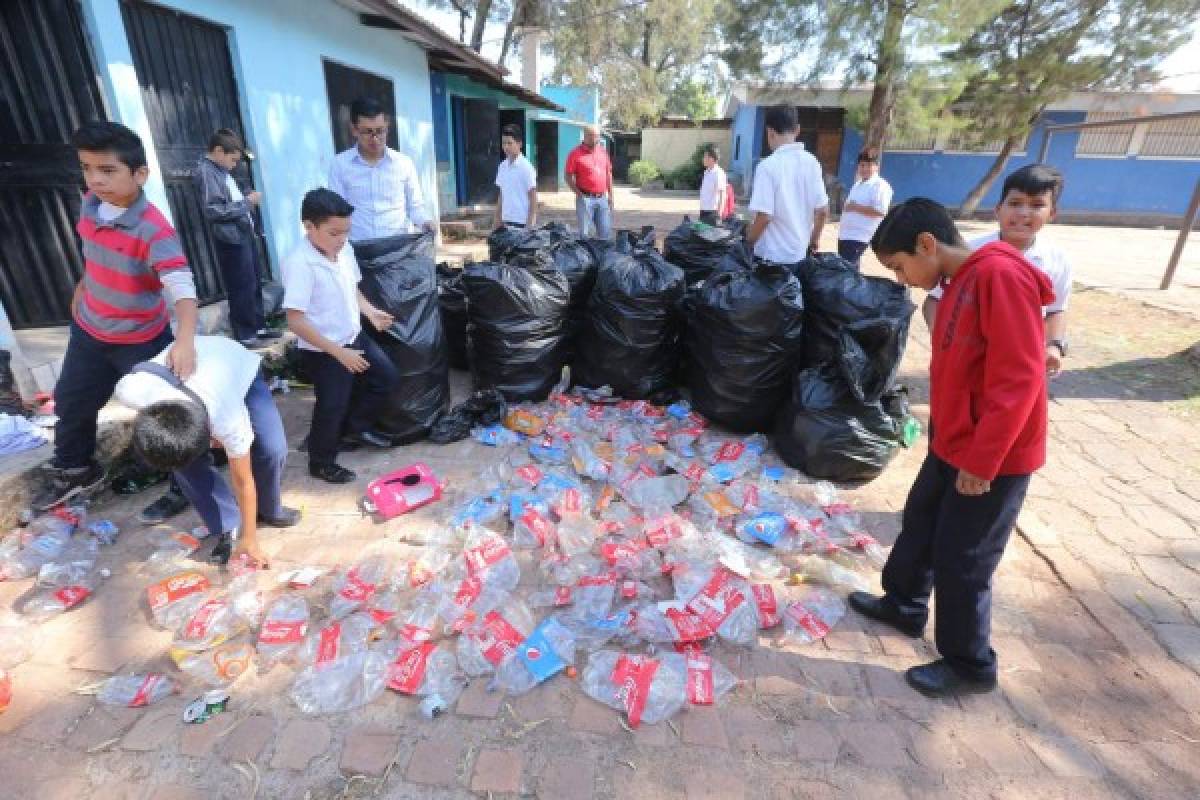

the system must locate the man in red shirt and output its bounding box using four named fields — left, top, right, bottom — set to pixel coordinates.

left=850, top=197, right=1054, bottom=698
left=564, top=125, right=614, bottom=239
